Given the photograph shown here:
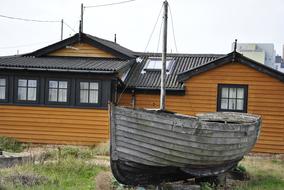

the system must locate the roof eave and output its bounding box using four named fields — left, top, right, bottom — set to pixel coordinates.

left=0, top=66, right=117, bottom=74
left=25, top=33, right=135, bottom=59
left=177, top=52, right=284, bottom=83
left=118, top=86, right=185, bottom=95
